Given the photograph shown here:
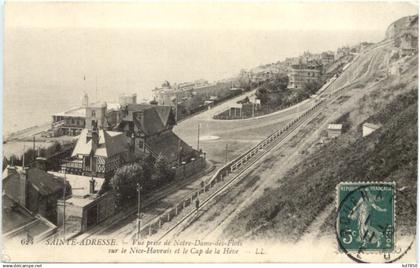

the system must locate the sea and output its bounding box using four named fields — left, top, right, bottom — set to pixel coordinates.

left=4, top=27, right=384, bottom=136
